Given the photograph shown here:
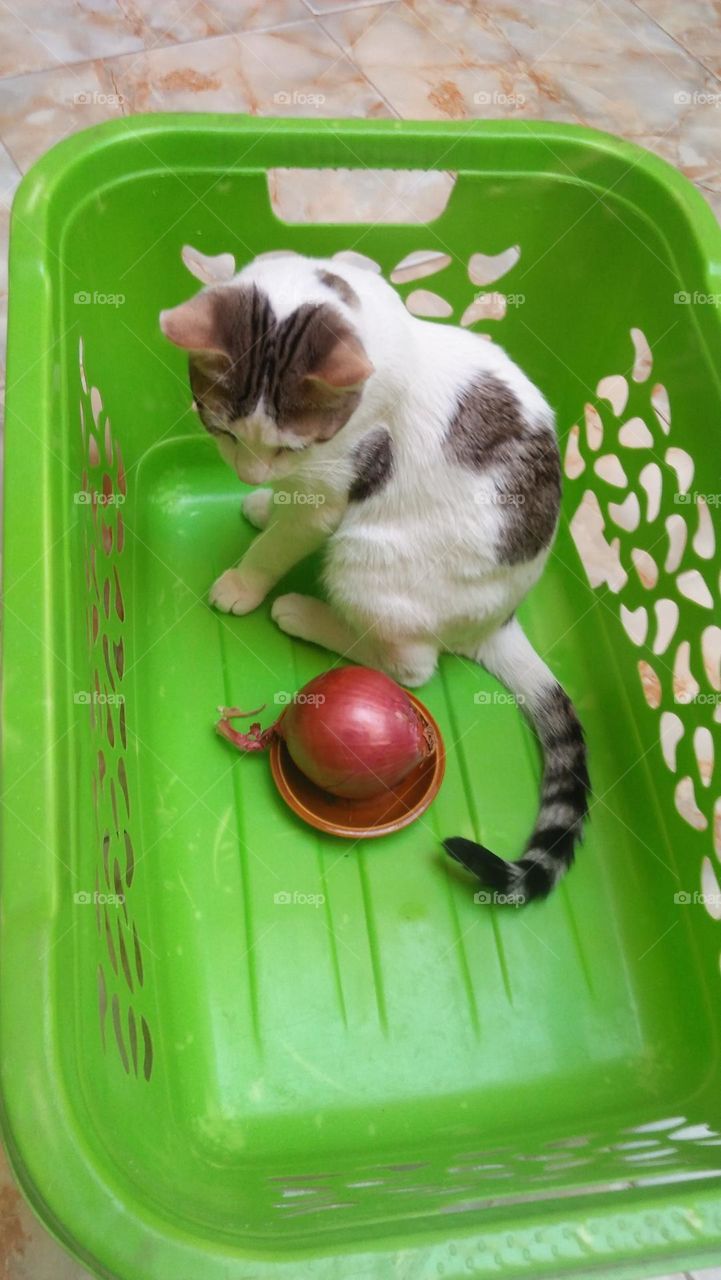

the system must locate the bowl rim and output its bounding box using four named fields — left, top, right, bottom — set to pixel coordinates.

left=269, top=691, right=446, bottom=839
